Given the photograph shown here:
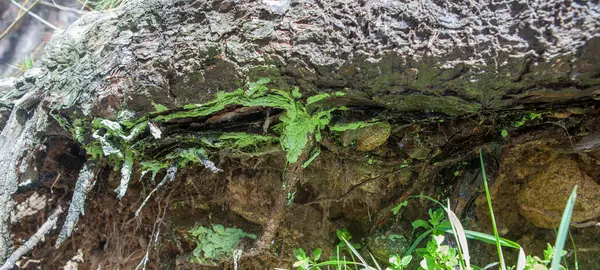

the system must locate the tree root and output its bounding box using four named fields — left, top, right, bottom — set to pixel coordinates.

left=244, top=158, right=305, bottom=257
left=0, top=206, right=63, bottom=270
